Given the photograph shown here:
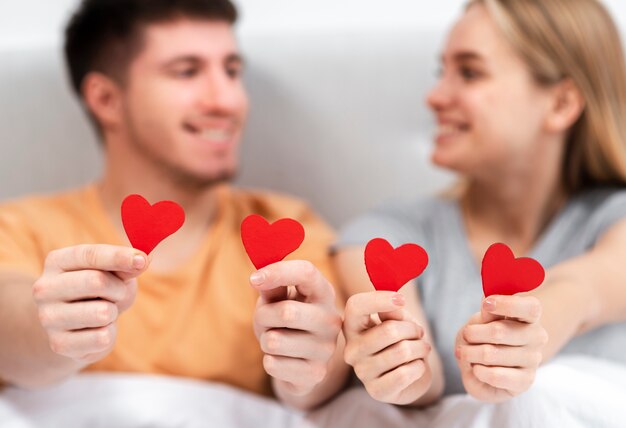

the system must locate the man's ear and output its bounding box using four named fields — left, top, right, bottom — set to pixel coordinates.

left=544, top=78, right=586, bottom=134
left=81, top=72, right=124, bottom=129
